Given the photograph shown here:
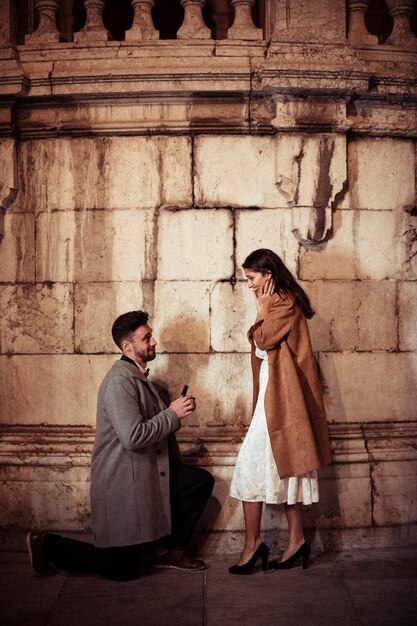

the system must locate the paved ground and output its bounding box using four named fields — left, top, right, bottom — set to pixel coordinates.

left=1, top=545, right=417, bottom=626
